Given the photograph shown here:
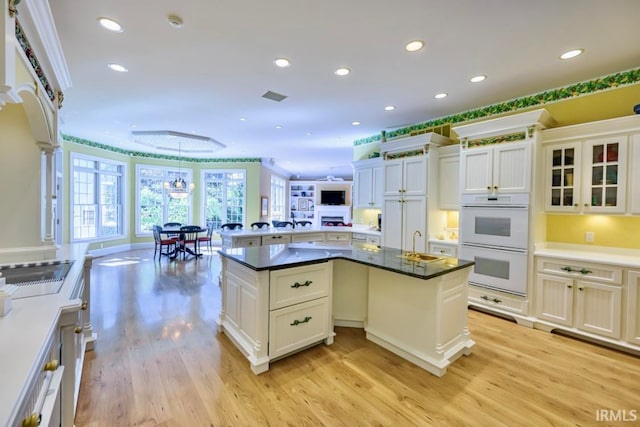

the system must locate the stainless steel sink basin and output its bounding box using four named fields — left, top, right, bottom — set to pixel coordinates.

left=397, top=253, right=443, bottom=263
